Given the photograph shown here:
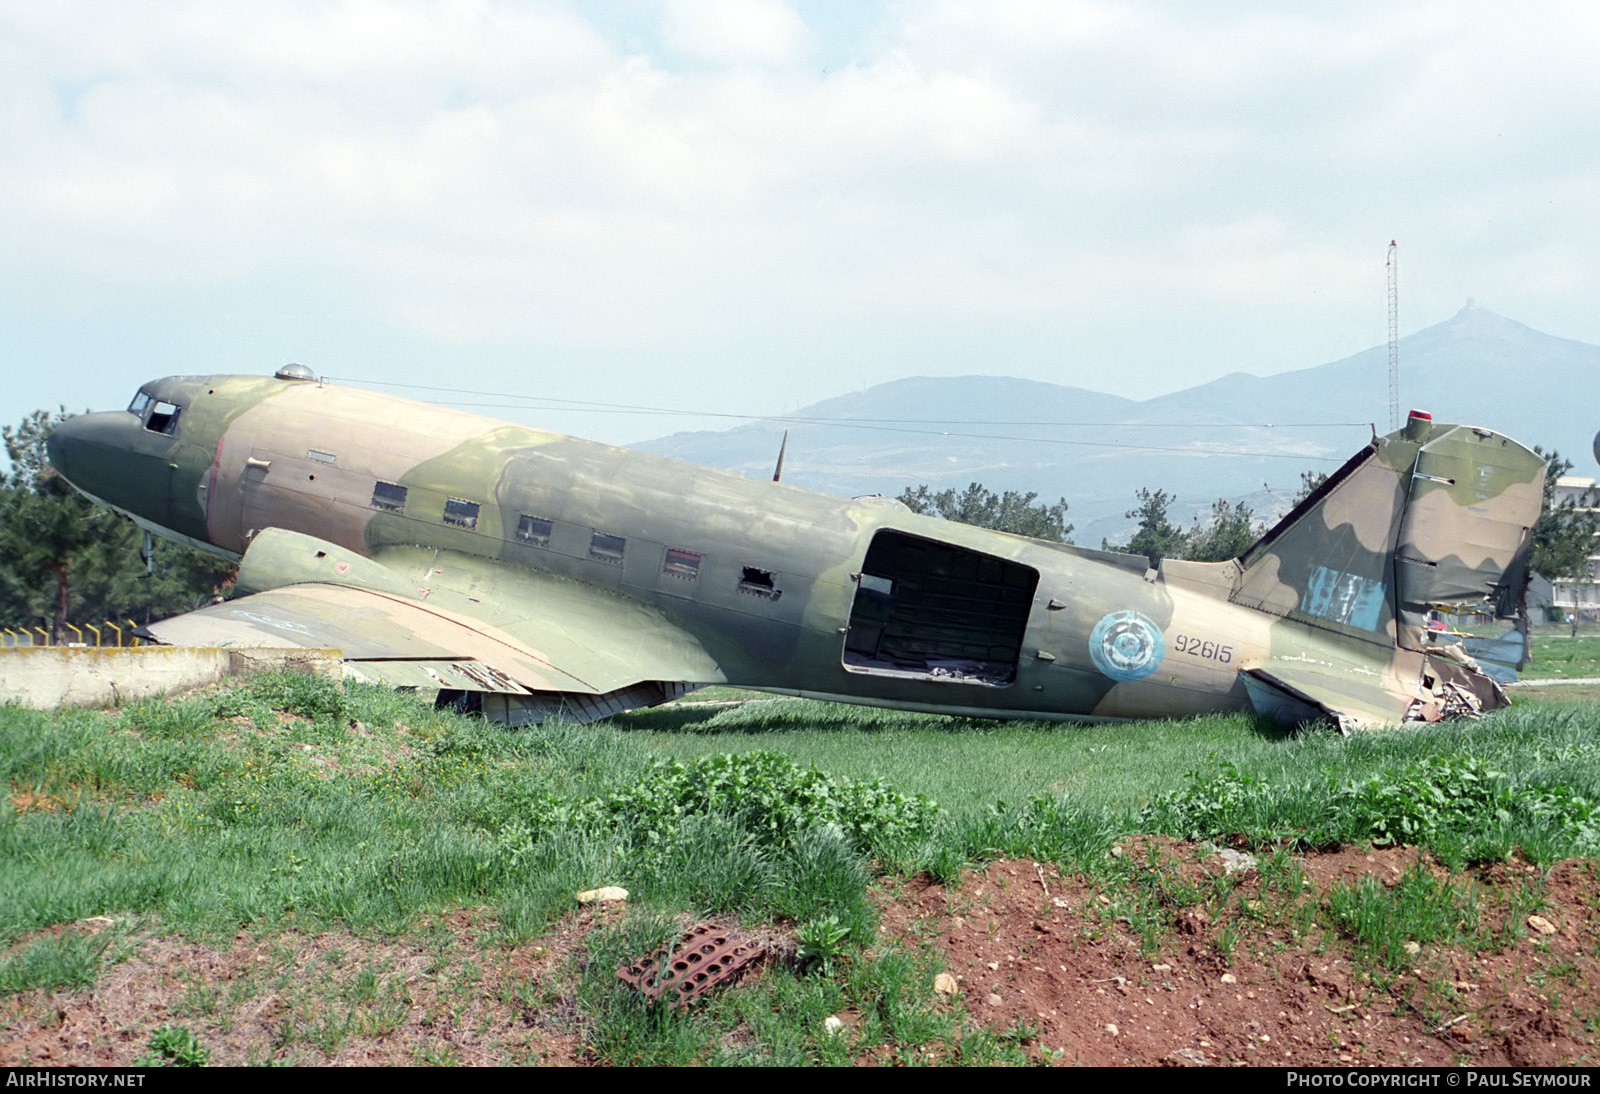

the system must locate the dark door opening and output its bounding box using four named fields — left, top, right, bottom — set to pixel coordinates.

left=843, top=530, right=1038, bottom=685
